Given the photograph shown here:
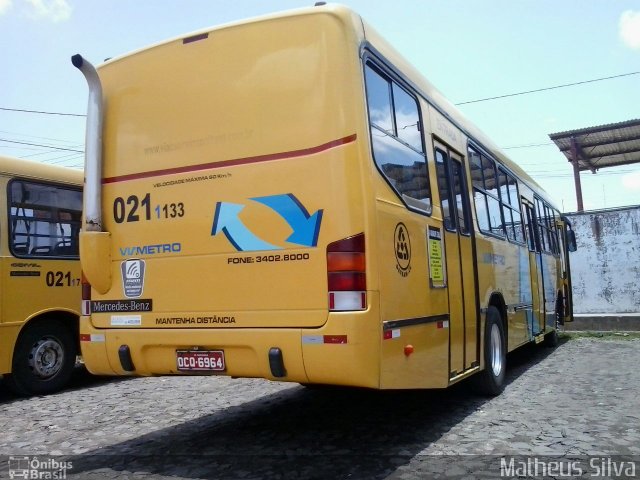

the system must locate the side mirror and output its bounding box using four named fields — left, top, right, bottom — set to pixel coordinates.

left=566, top=229, right=577, bottom=252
